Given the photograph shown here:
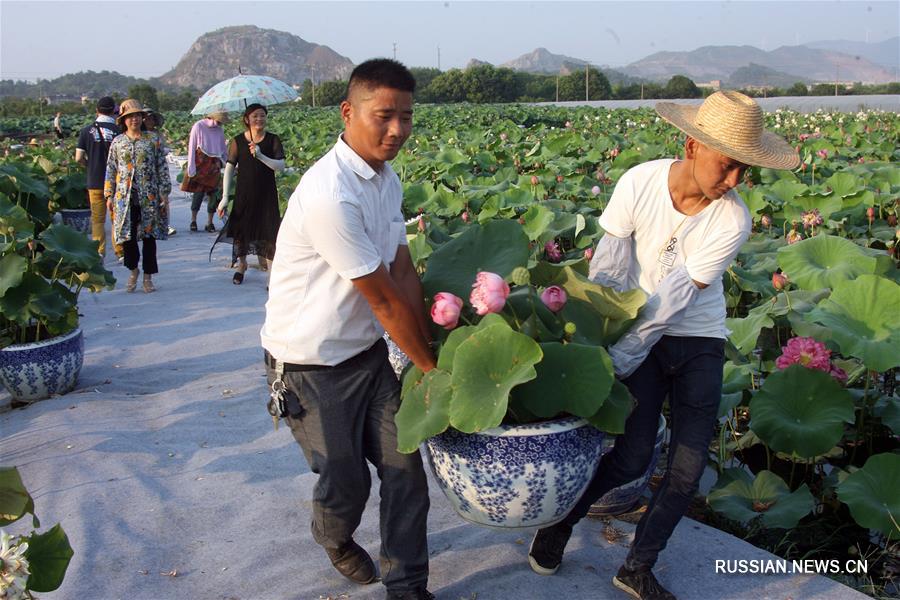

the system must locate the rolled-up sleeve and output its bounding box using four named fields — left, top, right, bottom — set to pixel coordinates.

left=304, top=192, right=382, bottom=280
